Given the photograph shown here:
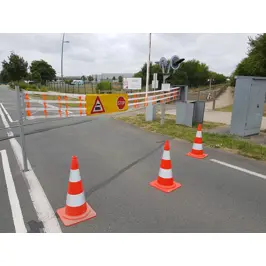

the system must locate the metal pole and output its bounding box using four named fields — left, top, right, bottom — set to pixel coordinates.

left=197, top=88, right=200, bottom=101
left=15, top=86, right=28, bottom=172
left=145, top=33, right=151, bottom=98
left=212, top=90, right=216, bottom=110
left=61, top=33, right=65, bottom=81
left=160, top=103, right=165, bottom=125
